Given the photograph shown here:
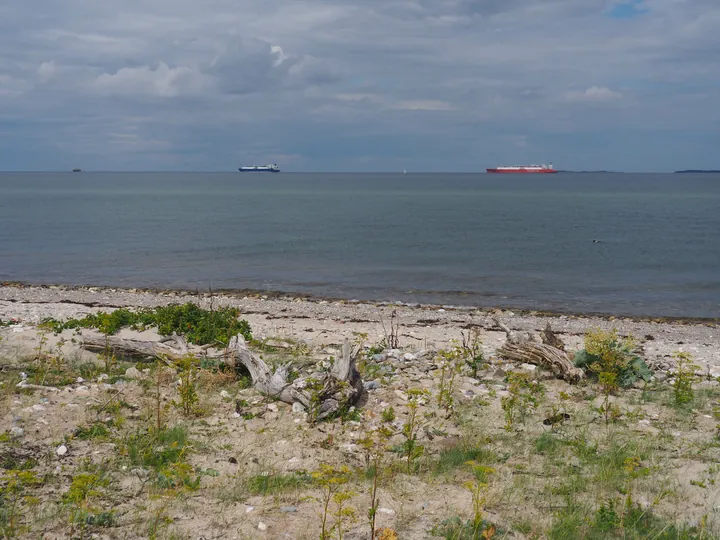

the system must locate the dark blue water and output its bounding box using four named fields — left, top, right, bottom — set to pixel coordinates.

left=1, top=172, right=719, bottom=317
